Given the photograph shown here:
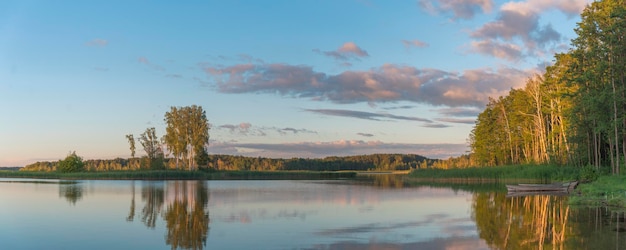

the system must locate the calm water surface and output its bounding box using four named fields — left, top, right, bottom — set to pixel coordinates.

left=0, top=177, right=624, bottom=249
